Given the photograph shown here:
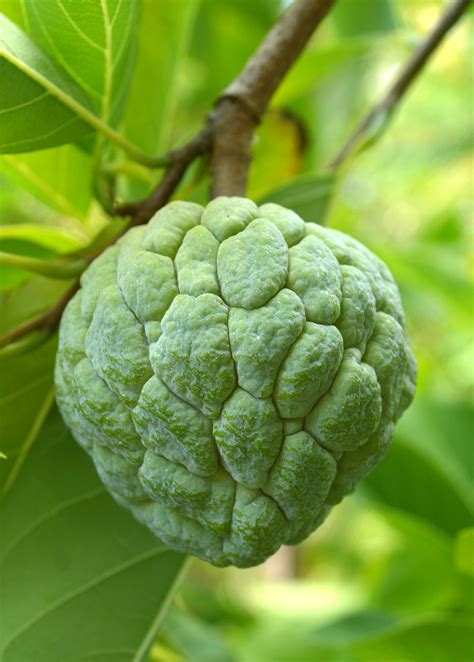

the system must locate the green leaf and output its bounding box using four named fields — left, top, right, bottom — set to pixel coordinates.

left=159, top=608, right=236, bottom=662
left=0, top=340, right=56, bottom=491
left=22, top=0, right=140, bottom=126
left=124, top=0, right=199, bottom=154
left=365, top=398, right=474, bottom=537
left=0, top=406, right=187, bottom=662
left=0, top=274, right=69, bottom=333
left=310, top=610, right=474, bottom=662
left=0, top=14, right=159, bottom=165
left=331, top=0, right=398, bottom=37
left=0, top=250, right=87, bottom=279
left=0, top=224, right=87, bottom=291
left=273, top=38, right=377, bottom=105
left=0, top=224, right=85, bottom=252
left=370, top=508, right=458, bottom=614
left=0, top=13, right=93, bottom=152
left=257, top=172, right=337, bottom=224
left=0, top=329, right=49, bottom=359
left=455, top=528, right=474, bottom=577
left=310, top=610, right=405, bottom=646
left=238, top=612, right=474, bottom=662
left=0, top=239, right=52, bottom=291
left=121, top=0, right=199, bottom=200
left=365, top=439, right=473, bottom=538
left=248, top=111, right=305, bottom=199
left=0, top=0, right=25, bottom=28
left=375, top=243, right=473, bottom=323
left=0, top=146, right=94, bottom=220
left=397, top=399, right=474, bottom=512
left=347, top=619, right=474, bottom=662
